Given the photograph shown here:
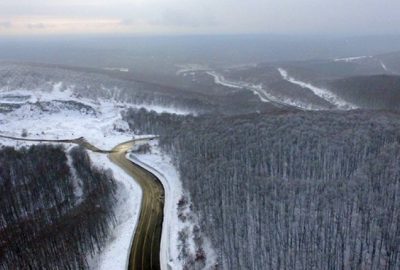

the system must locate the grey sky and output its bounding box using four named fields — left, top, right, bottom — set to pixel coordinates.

left=0, top=0, right=400, bottom=35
